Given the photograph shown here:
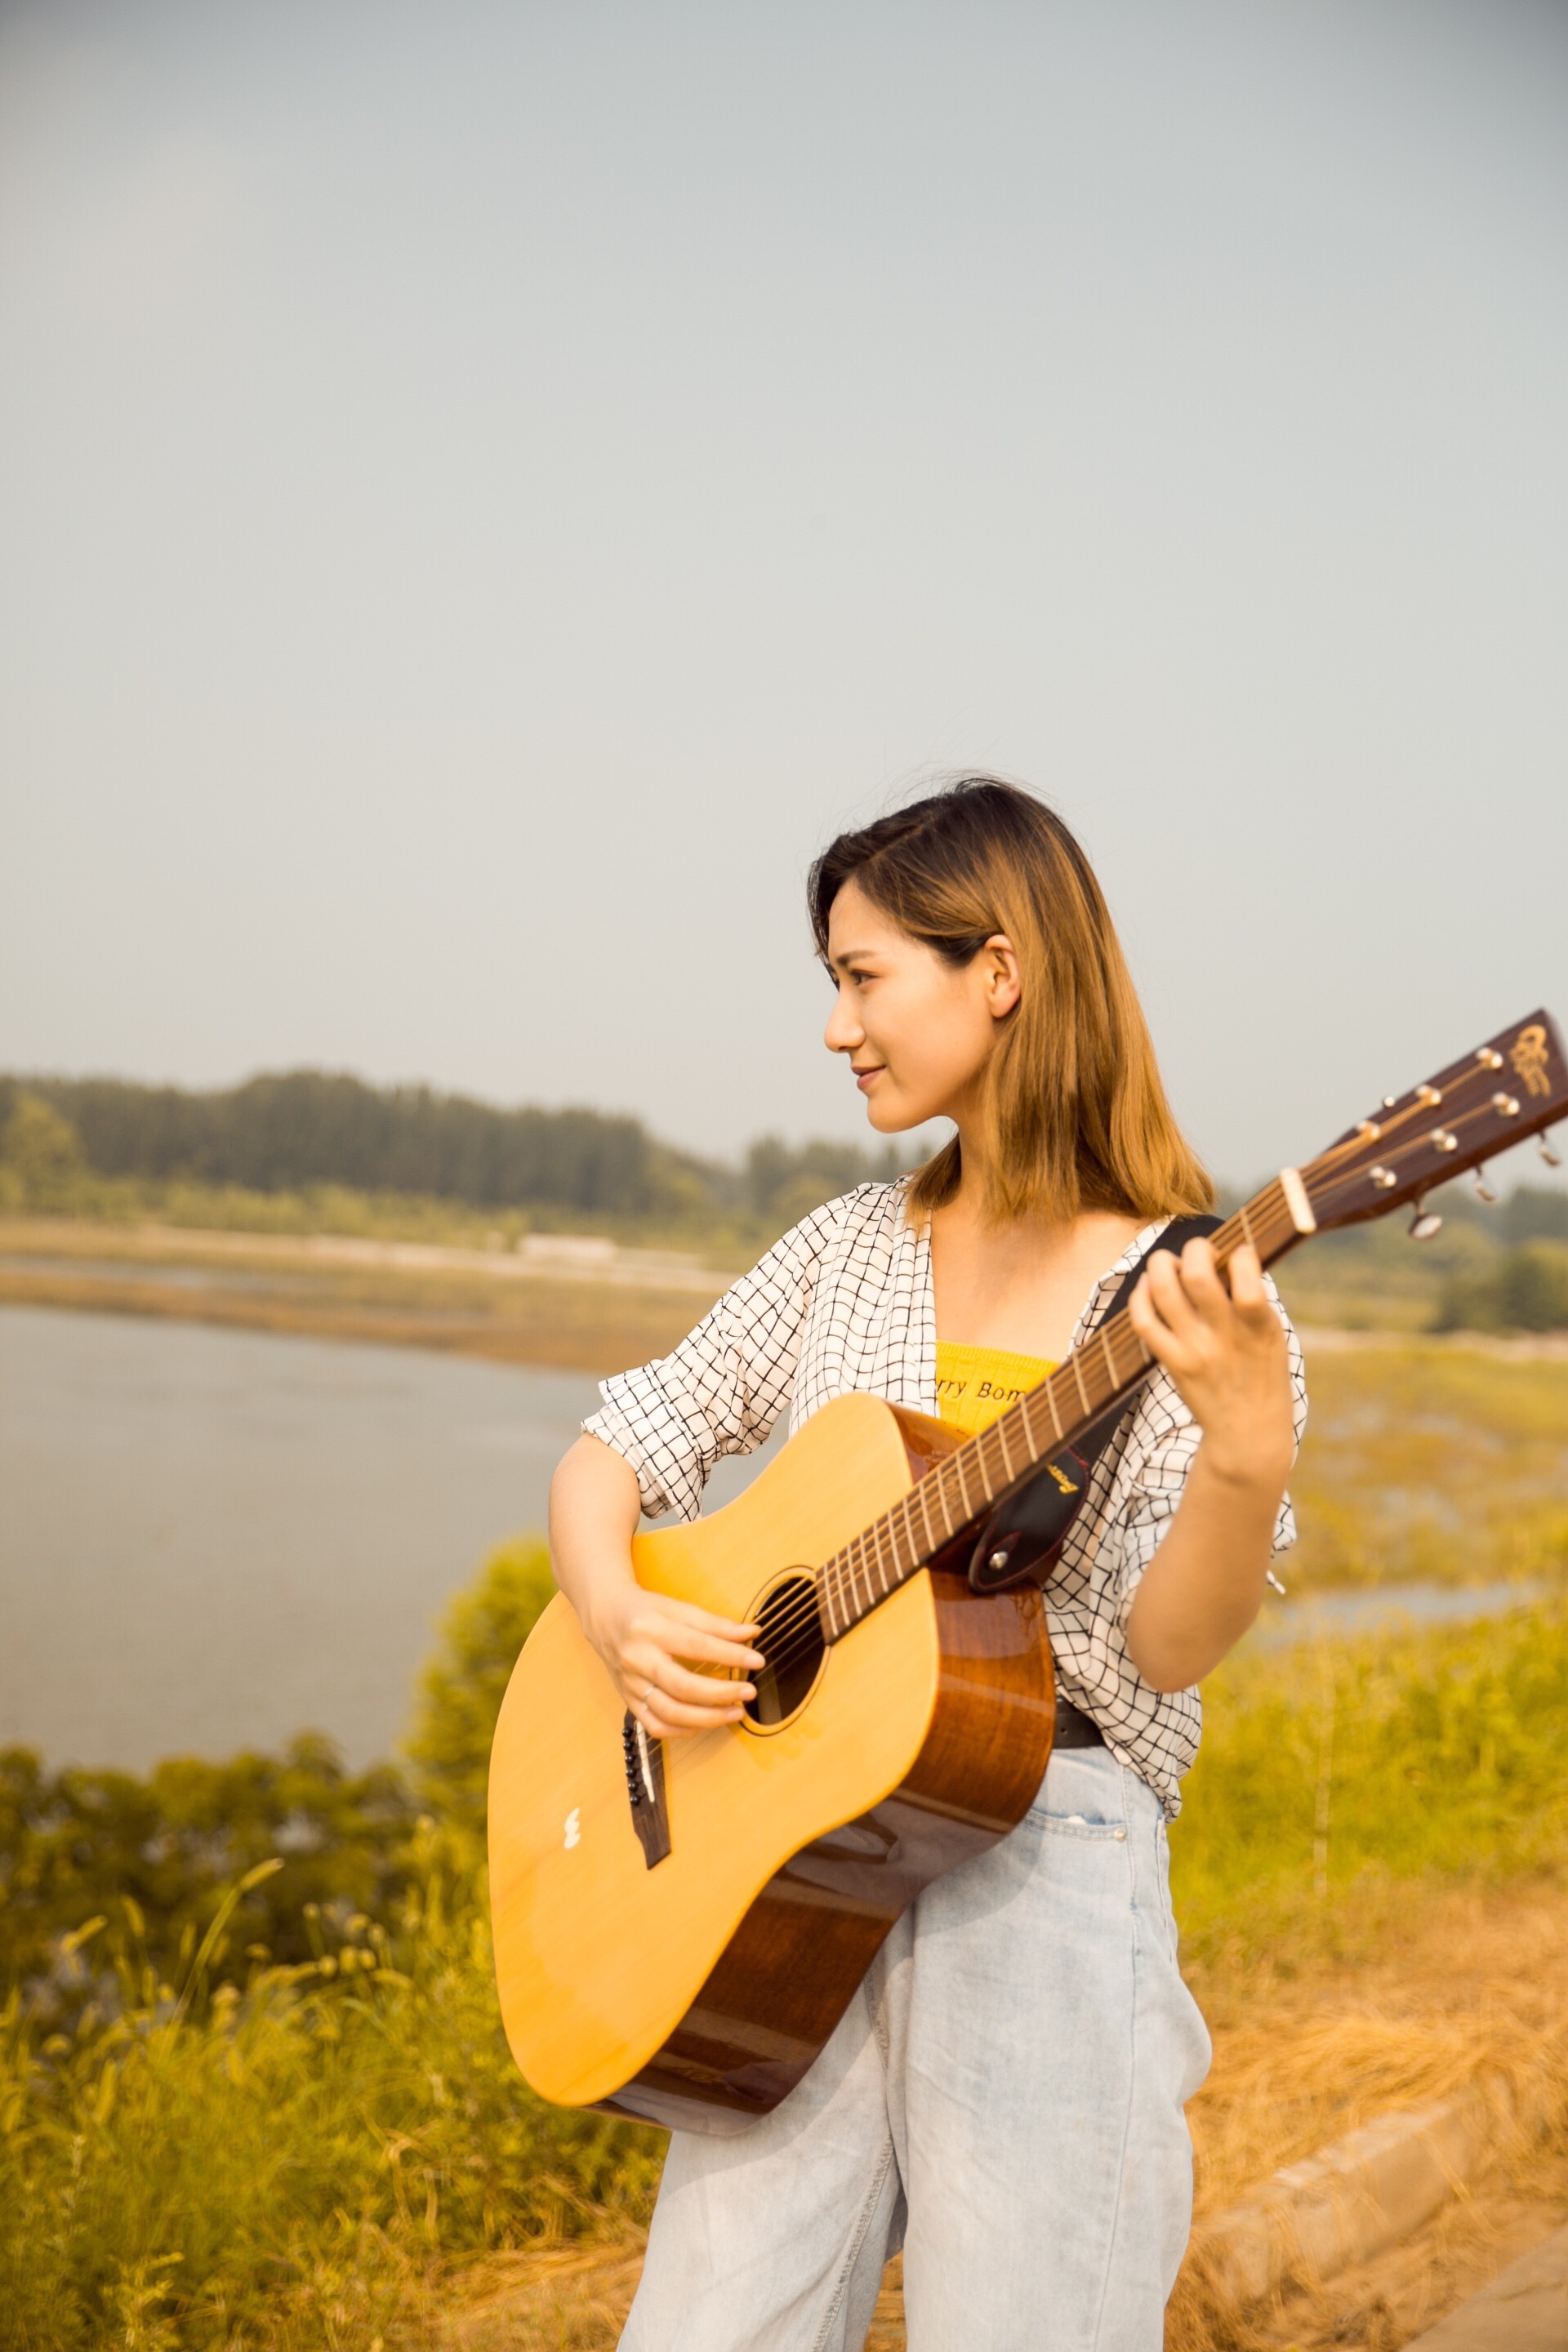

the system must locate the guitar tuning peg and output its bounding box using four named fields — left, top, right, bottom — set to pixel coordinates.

left=1409, top=1199, right=1444, bottom=1241
left=1473, top=1167, right=1498, bottom=1204
left=1541, top=1129, right=1562, bottom=1170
